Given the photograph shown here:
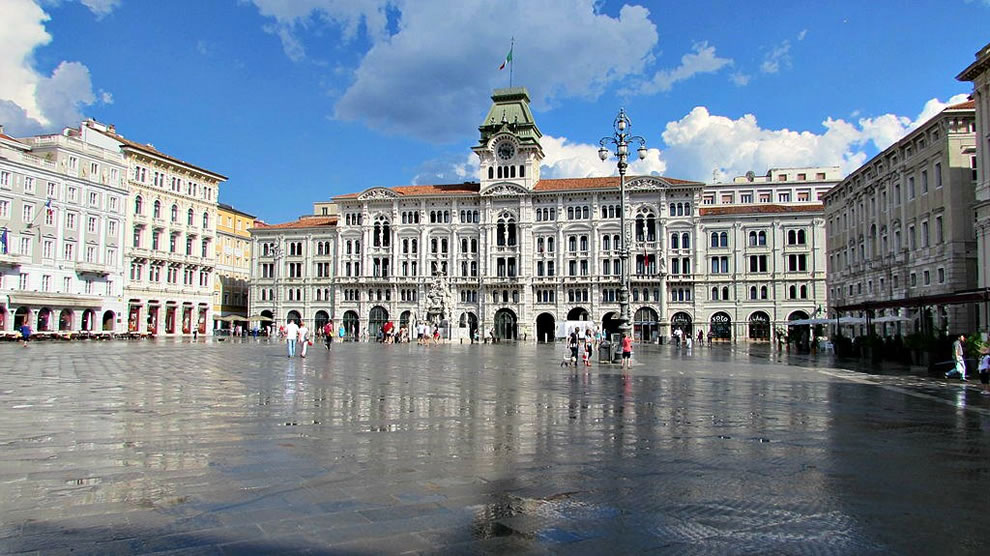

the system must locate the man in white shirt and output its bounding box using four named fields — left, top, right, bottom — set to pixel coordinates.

left=285, top=319, right=299, bottom=358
